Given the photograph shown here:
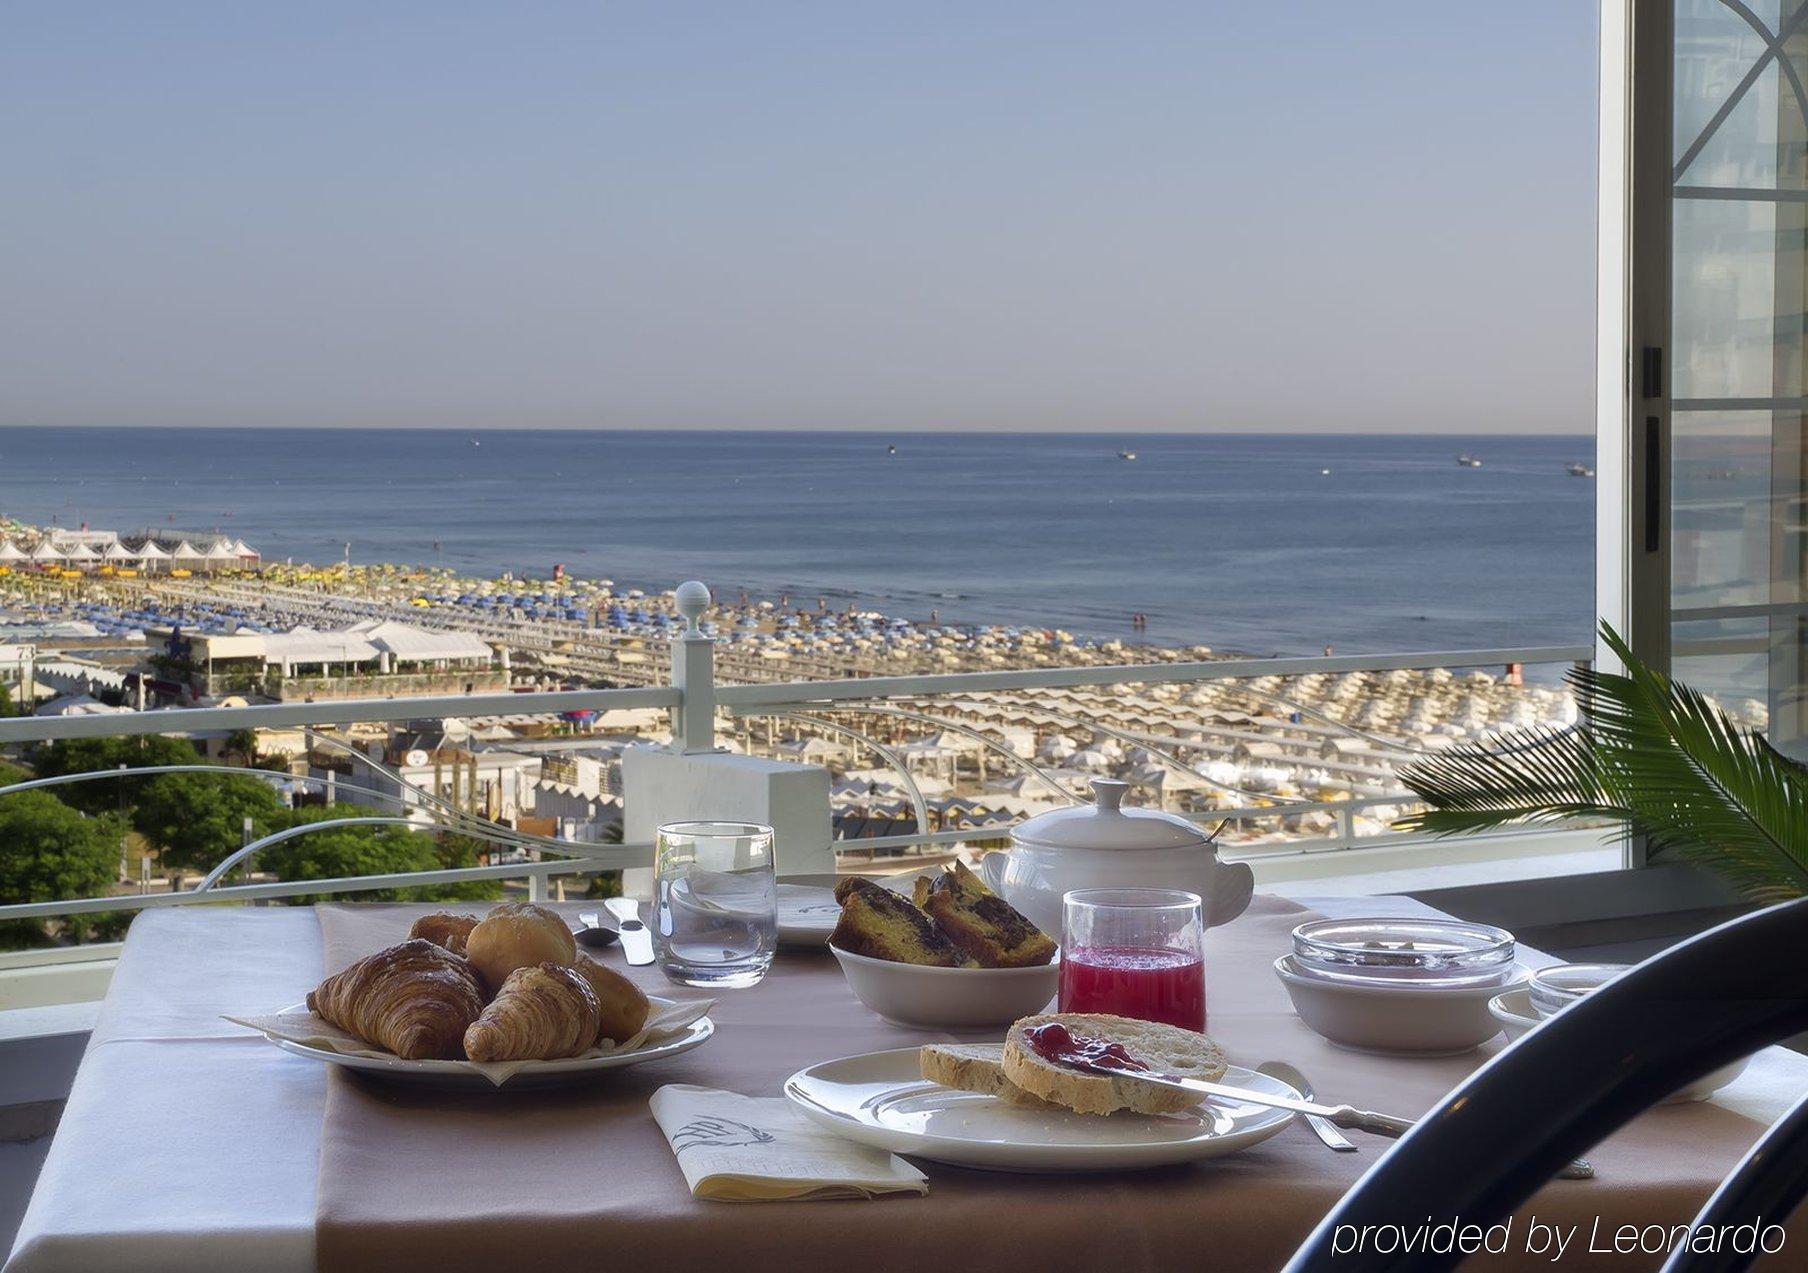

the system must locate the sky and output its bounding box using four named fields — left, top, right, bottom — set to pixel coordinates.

left=0, top=2, right=1599, bottom=434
